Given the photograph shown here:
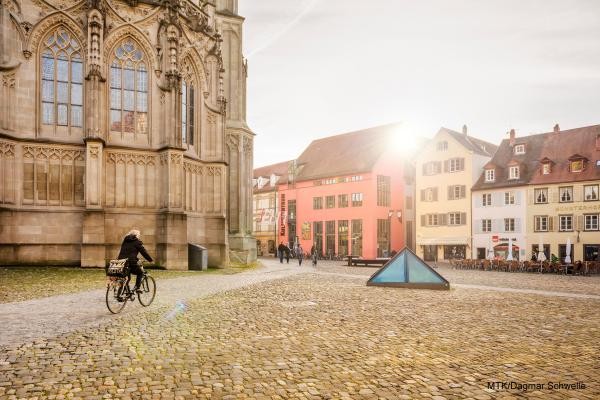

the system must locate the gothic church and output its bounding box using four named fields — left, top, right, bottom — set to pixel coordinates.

left=0, top=0, right=256, bottom=268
